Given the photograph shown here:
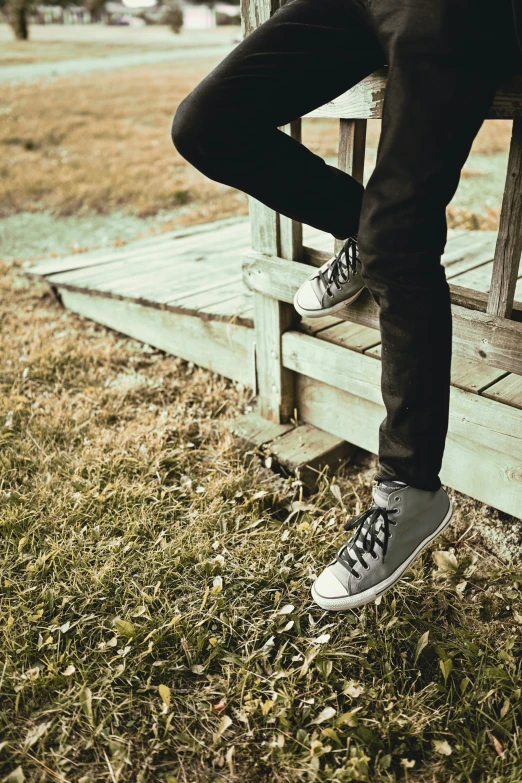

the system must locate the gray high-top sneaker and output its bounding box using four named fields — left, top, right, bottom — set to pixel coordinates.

left=311, top=481, right=453, bottom=611
left=294, top=236, right=366, bottom=318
